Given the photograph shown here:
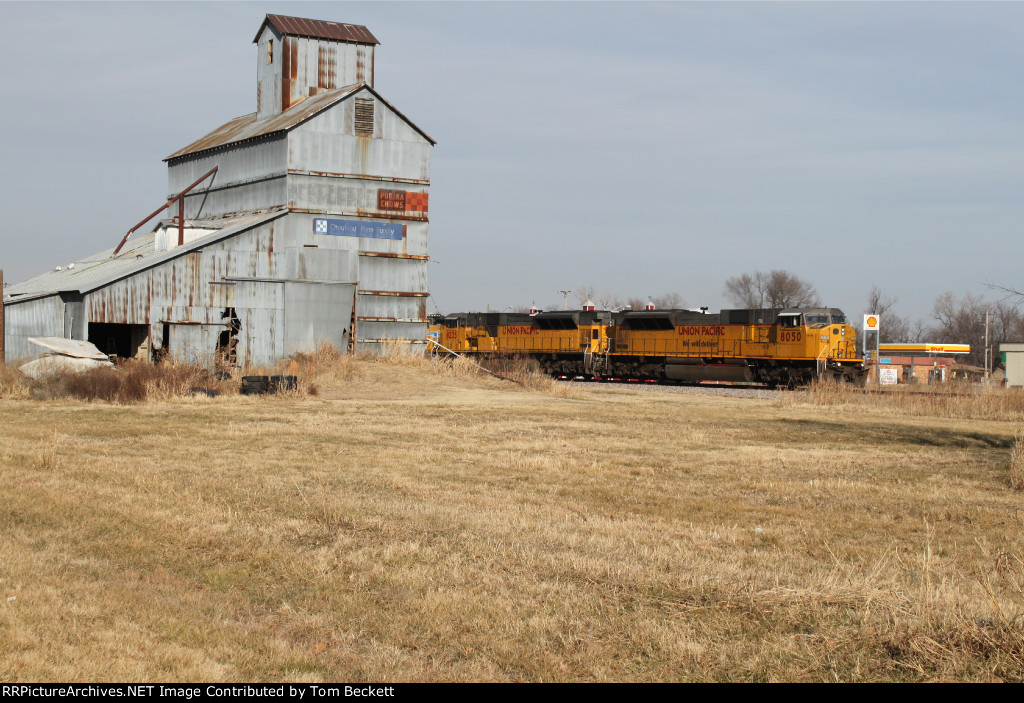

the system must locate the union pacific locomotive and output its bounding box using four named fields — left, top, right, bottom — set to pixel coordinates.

left=428, top=306, right=866, bottom=387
